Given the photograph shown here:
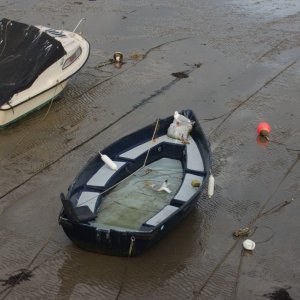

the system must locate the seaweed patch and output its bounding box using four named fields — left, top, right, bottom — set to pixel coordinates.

left=0, top=269, right=33, bottom=286
left=171, top=71, right=189, bottom=79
